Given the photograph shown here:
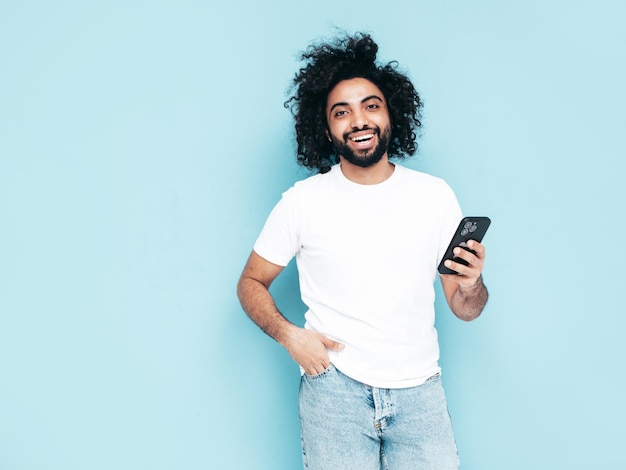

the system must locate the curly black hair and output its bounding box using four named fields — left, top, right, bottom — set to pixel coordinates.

left=285, top=32, right=423, bottom=173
